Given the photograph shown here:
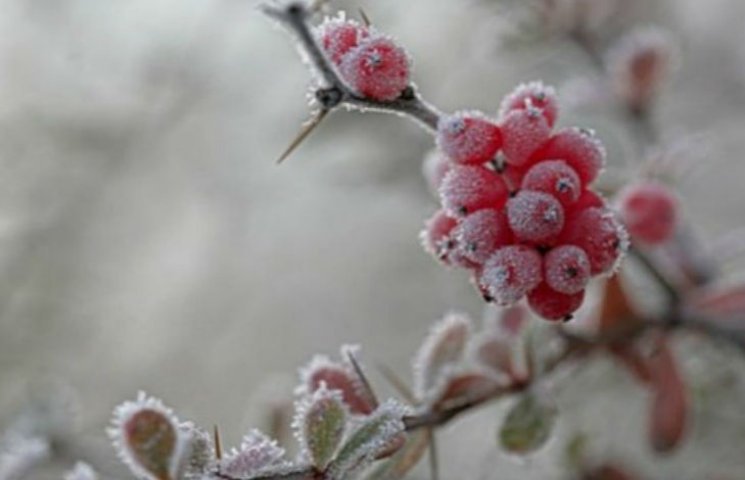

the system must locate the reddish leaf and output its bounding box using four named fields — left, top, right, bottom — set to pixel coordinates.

left=687, top=284, right=745, bottom=317
left=597, top=275, right=642, bottom=334
left=647, top=336, right=688, bottom=453
left=430, top=371, right=502, bottom=410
